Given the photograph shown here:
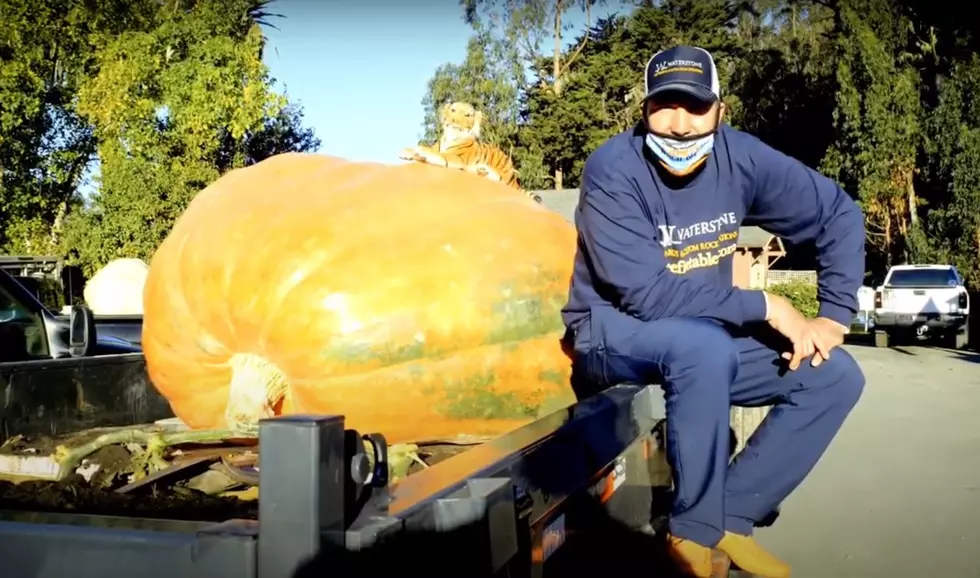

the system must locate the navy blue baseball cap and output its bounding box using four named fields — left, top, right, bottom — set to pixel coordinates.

left=644, top=45, right=720, bottom=103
